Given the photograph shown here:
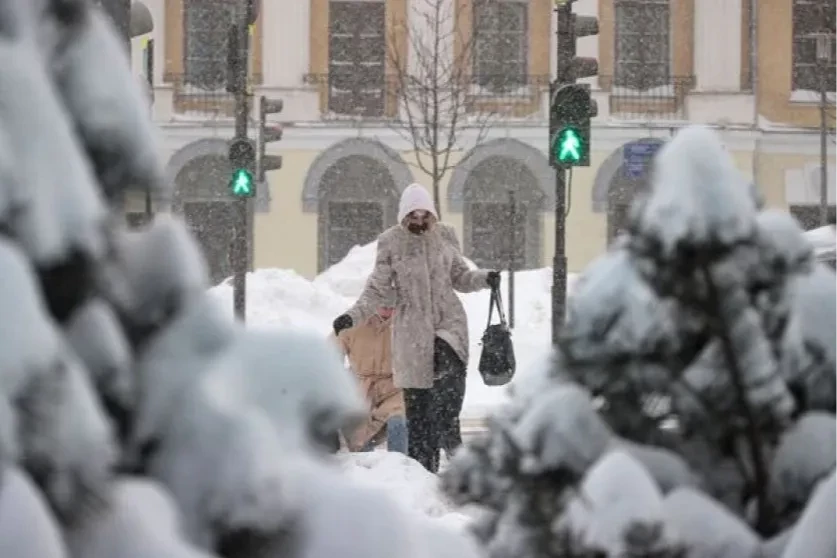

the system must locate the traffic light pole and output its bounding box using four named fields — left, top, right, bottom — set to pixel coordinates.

left=232, top=14, right=251, bottom=322
left=552, top=168, right=568, bottom=346
left=549, top=0, right=598, bottom=345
